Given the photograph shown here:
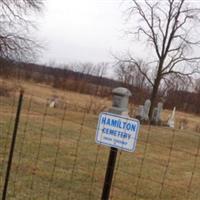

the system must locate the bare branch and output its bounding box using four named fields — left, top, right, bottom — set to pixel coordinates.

left=0, top=0, right=43, bottom=60
left=116, top=55, right=154, bottom=86
left=121, top=0, right=200, bottom=118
